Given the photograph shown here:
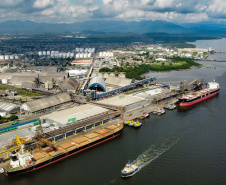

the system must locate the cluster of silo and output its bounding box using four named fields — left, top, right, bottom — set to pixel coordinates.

left=0, top=55, right=20, bottom=60
left=99, top=52, right=114, bottom=58
left=38, top=51, right=75, bottom=59
left=75, top=48, right=95, bottom=59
